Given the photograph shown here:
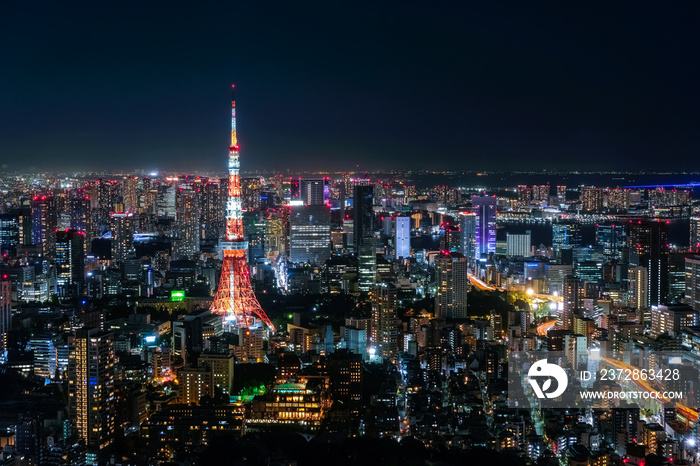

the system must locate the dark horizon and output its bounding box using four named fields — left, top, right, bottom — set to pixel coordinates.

left=3, top=2, right=699, bottom=173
